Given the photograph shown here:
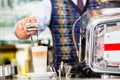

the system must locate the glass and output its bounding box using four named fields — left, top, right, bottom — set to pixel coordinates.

left=31, top=46, right=48, bottom=73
